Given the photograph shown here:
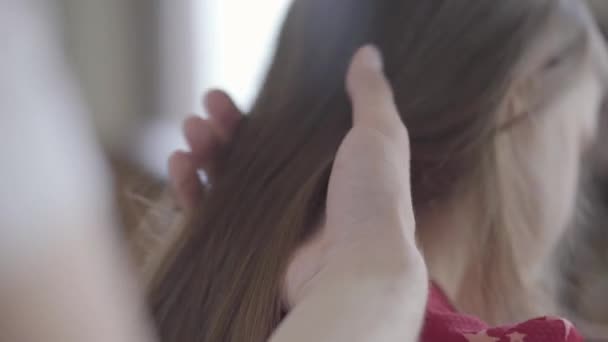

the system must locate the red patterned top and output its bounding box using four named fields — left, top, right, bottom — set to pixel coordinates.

left=422, top=283, right=583, bottom=341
